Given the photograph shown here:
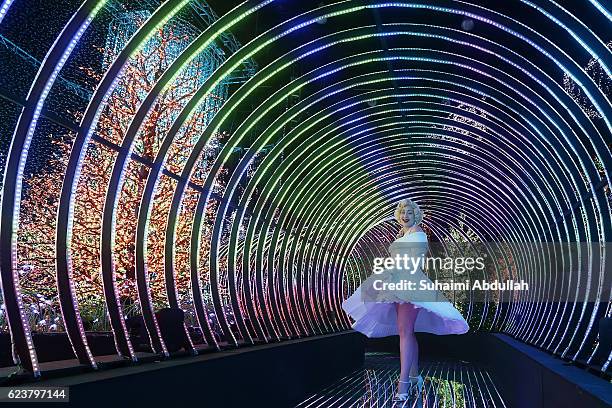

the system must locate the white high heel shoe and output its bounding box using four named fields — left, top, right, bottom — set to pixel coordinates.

left=392, top=380, right=412, bottom=404
left=393, top=375, right=424, bottom=405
